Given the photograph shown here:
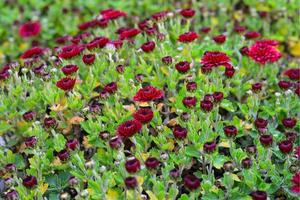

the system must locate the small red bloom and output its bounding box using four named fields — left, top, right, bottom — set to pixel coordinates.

left=109, top=40, right=123, bottom=49
left=182, top=96, right=197, bottom=108
left=104, top=82, right=118, bottom=94
left=61, top=64, right=79, bottom=75
left=21, top=47, right=44, bottom=59
left=66, top=139, right=78, bottom=151
left=186, top=82, right=197, bottom=92
left=201, top=51, right=230, bottom=67
left=25, top=136, right=37, bottom=147
left=248, top=41, right=281, bottom=65
left=180, top=8, right=196, bottom=18
left=145, top=157, right=160, bottom=169
left=117, top=119, right=142, bottom=137
left=240, top=46, right=249, bottom=56
left=173, top=125, right=188, bottom=139
left=295, top=146, right=300, bottom=157
left=109, top=136, right=122, bottom=149
left=184, top=174, right=201, bottom=190
left=97, top=18, right=109, bottom=28
left=19, top=21, right=41, bottom=38
left=100, top=8, right=126, bottom=20
left=213, top=92, right=224, bottom=102
left=82, top=54, right=96, bottom=65
left=124, top=177, right=138, bottom=189
left=23, top=175, right=37, bottom=188
left=58, top=45, right=81, bottom=59
left=141, top=41, right=156, bottom=53
left=57, top=149, right=70, bottom=161
left=282, top=118, right=297, bottom=128
left=213, top=34, right=226, bottom=44
left=56, top=77, right=76, bottom=91
left=283, top=68, right=300, bottom=81
left=200, top=100, right=213, bottom=112
left=252, top=82, right=262, bottom=92
left=87, top=37, right=109, bottom=50
left=244, top=31, right=261, bottom=39
left=204, top=141, right=217, bottom=153
left=178, top=31, right=198, bottom=43
left=255, top=118, right=268, bottom=129
left=260, top=135, right=273, bottom=147
left=55, top=35, right=72, bottom=44
left=44, top=117, right=57, bottom=128
left=175, top=61, right=190, bottom=73
left=234, top=26, right=246, bottom=33
left=133, top=86, right=164, bottom=102
left=78, top=20, right=97, bottom=30
left=250, top=190, right=267, bottom=200
left=0, top=66, right=10, bottom=80
left=133, top=108, right=154, bottom=124
left=224, top=125, right=237, bottom=138
left=125, top=158, right=141, bottom=173
left=278, top=140, right=293, bottom=154
left=200, top=27, right=211, bottom=34
left=291, top=172, right=300, bottom=193
left=242, top=157, right=252, bottom=168
left=119, top=28, right=141, bottom=40
left=152, top=11, right=168, bottom=21
left=162, top=56, right=173, bottom=65
left=23, top=111, right=36, bottom=121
